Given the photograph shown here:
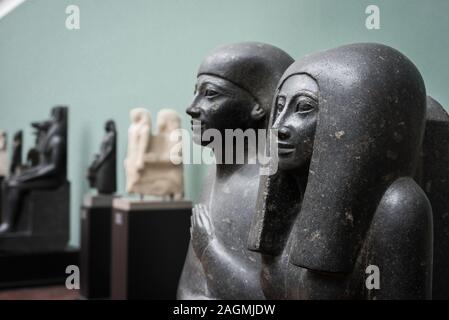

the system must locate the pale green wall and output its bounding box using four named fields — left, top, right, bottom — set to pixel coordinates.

left=1, top=0, right=448, bottom=246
